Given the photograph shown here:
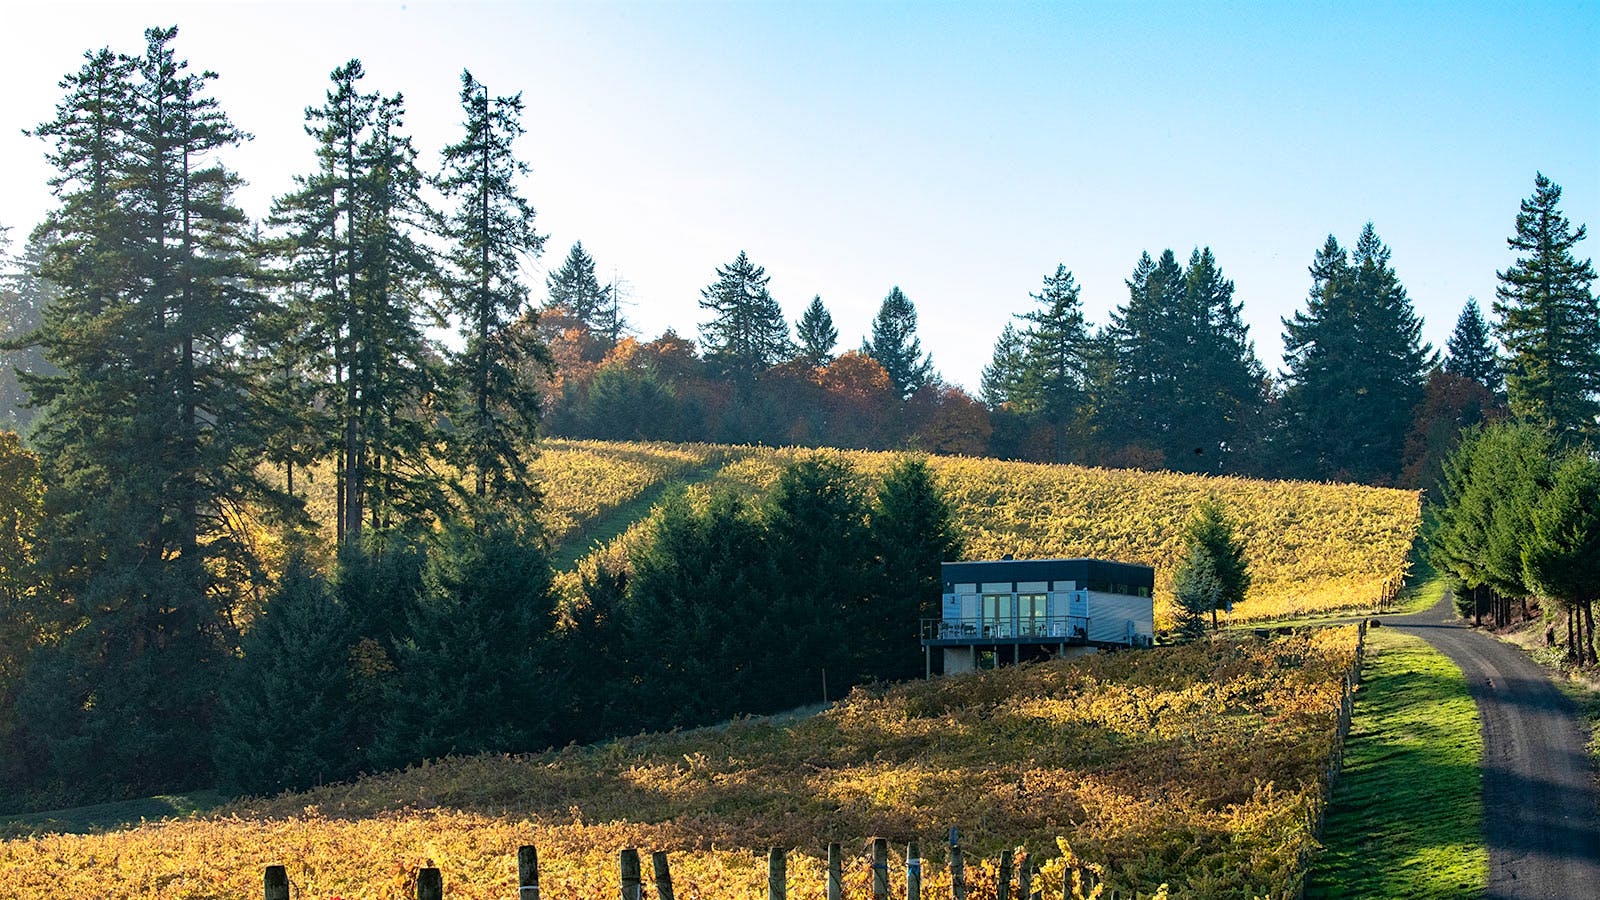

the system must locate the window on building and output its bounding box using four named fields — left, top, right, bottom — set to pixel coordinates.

left=982, top=593, right=1010, bottom=636
left=1019, top=593, right=1047, bottom=636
